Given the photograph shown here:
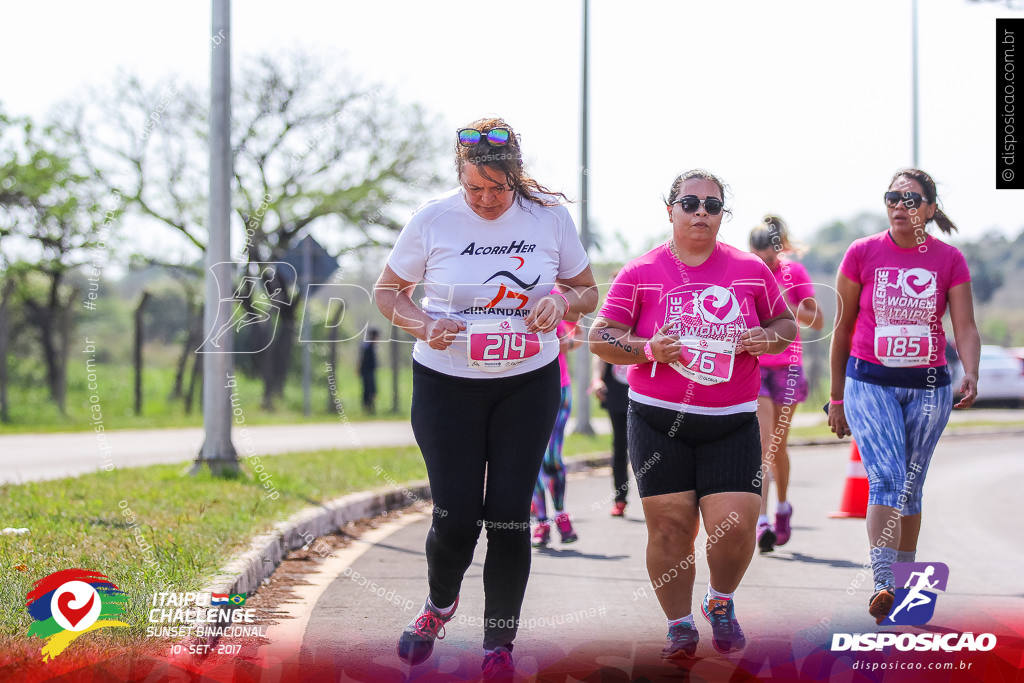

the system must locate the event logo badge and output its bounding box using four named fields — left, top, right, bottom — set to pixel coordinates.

left=26, top=569, right=129, bottom=661
left=886, top=562, right=949, bottom=625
